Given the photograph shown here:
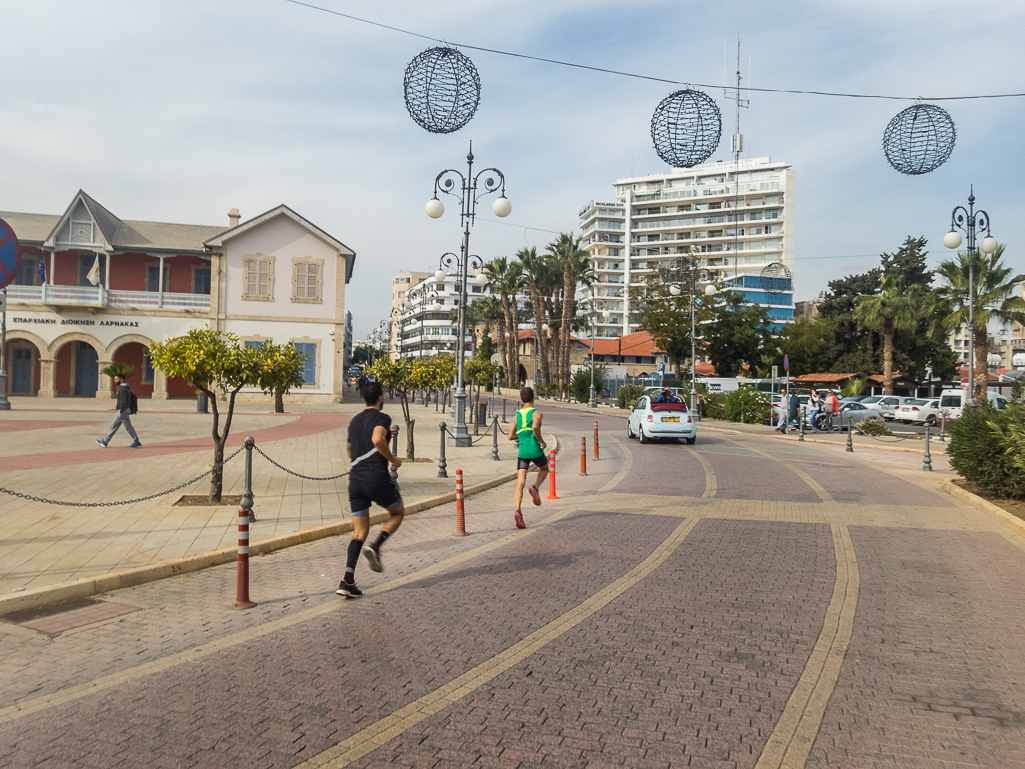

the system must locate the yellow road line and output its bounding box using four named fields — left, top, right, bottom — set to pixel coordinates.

left=725, top=437, right=835, bottom=504
left=754, top=523, right=859, bottom=769
left=293, top=516, right=702, bottom=769
left=0, top=508, right=577, bottom=726
left=683, top=445, right=717, bottom=498
left=598, top=435, right=633, bottom=493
